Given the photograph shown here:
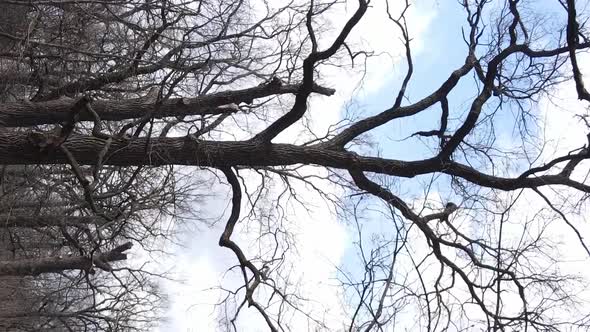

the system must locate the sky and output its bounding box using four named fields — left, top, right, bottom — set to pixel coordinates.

left=157, top=2, right=437, bottom=330
left=156, top=1, right=590, bottom=331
